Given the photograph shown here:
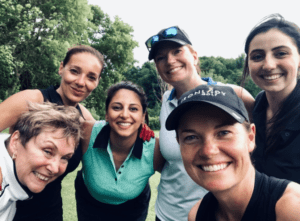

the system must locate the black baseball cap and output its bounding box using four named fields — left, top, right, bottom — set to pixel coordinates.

left=166, top=85, right=249, bottom=130
left=146, top=26, right=192, bottom=60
